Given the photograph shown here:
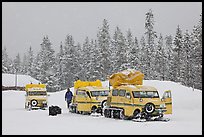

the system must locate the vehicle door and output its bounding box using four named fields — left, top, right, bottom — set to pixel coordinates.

left=76, top=90, right=91, bottom=111
left=110, top=89, right=119, bottom=107
left=118, top=90, right=133, bottom=116
left=162, top=90, right=172, bottom=114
